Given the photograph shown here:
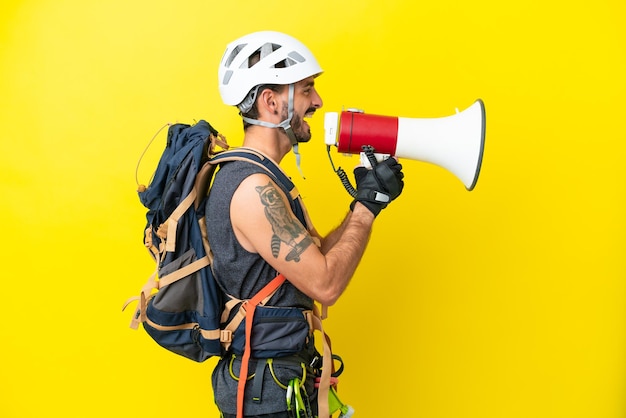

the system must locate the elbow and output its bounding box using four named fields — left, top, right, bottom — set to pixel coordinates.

left=315, top=284, right=342, bottom=307
left=316, top=295, right=340, bottom=307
